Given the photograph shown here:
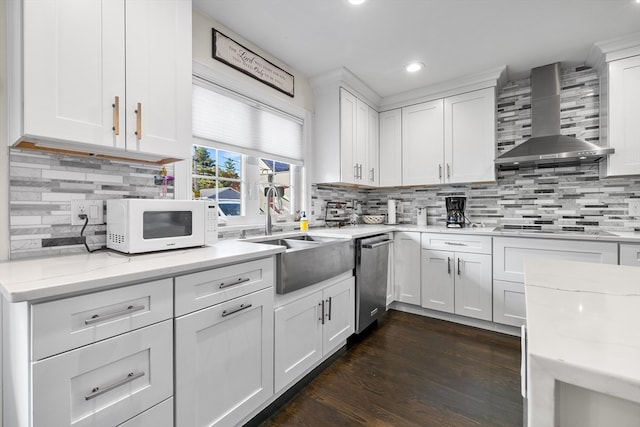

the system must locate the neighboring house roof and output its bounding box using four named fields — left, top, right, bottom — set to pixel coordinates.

left=205, top=187, right=241, bottom=200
